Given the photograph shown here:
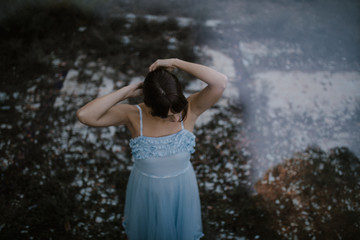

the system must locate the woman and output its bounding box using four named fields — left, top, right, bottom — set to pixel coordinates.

left=77, top=58, right=227, bottom=239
